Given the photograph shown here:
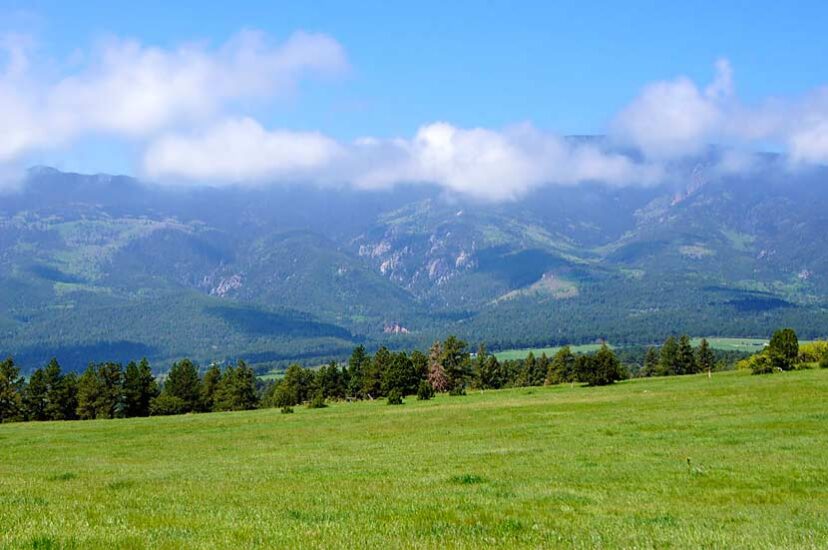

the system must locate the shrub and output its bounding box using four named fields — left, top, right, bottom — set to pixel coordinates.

left=149, top=394, right=188, bottom=416
left=448, top=385, right=466, bottom=396
left=280, top=405, right=294, bottom=414
left=749, top=353, right=774, bottom=375
left=307, top=391, right=327, bottom=409
left=416, top=380, right=435, bottom=401
left=386, top=388, right=403, bottom=405
left=820, top=353, right=828, bottom=370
